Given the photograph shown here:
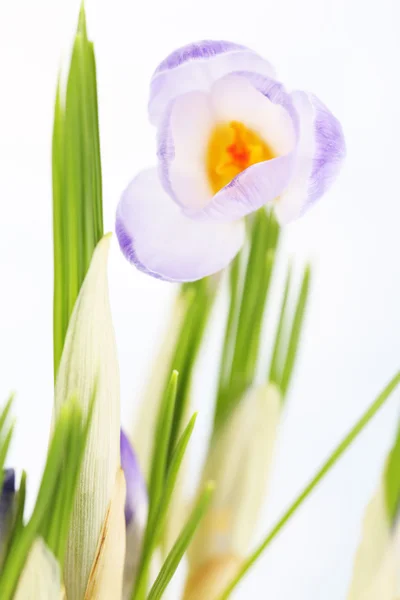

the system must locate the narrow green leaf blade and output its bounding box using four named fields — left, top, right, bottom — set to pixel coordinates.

left=384, top=421, right=400, bottom=524
left=146, top=483, right=215, bottom=600
left=280, top=265, right=311, bottom=398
